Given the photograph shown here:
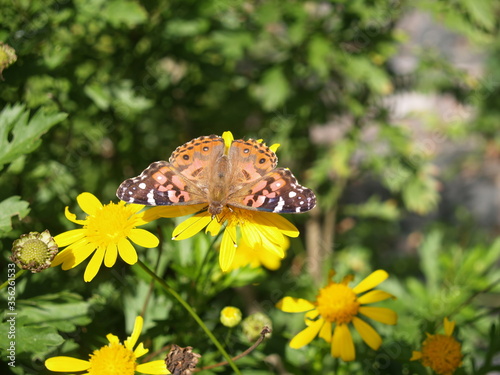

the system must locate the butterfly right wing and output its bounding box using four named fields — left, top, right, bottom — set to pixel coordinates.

left=229, top=168, right=317, bottom=213
left=116, top=161, right=207, bottom=206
